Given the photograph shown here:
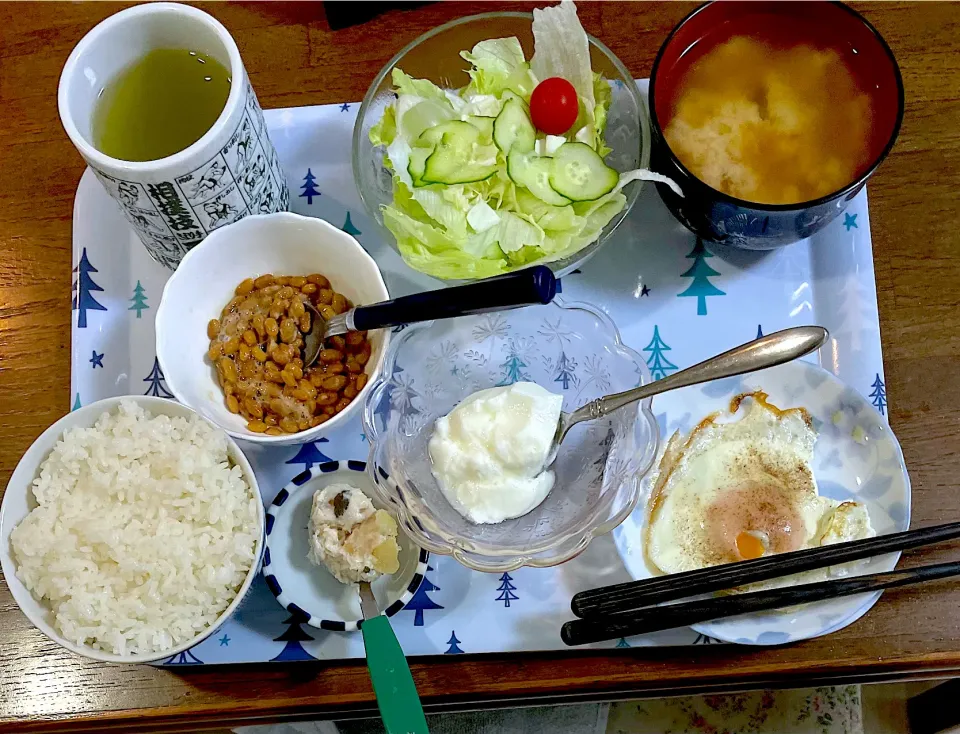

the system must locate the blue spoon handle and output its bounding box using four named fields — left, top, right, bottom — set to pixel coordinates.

left=351, top=265, right=557, bottom=332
